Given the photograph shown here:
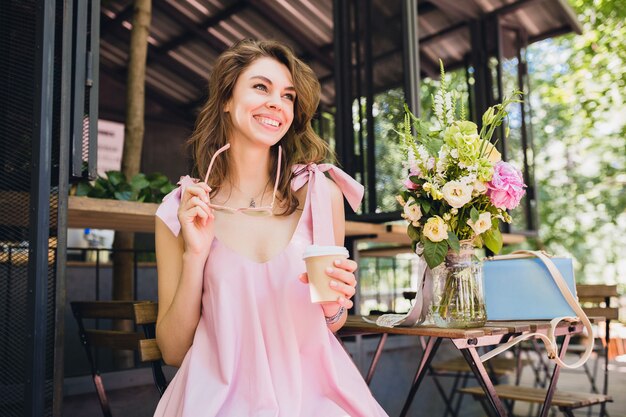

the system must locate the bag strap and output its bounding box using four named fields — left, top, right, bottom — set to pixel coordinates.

left=479, top=250, right=594, bottom=369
